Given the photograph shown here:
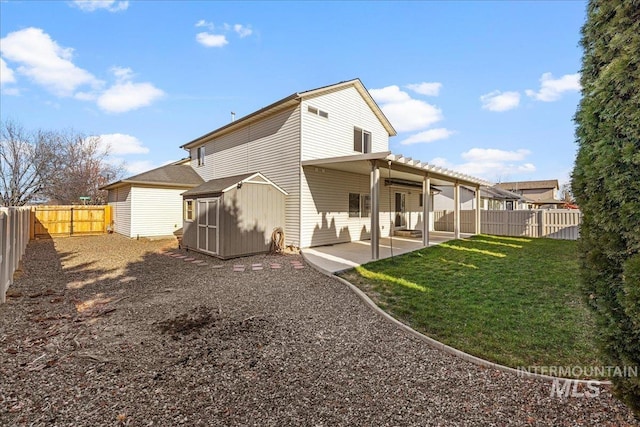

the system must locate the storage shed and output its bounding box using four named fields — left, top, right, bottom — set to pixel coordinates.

left=181, top=172, right=287, bottom=259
